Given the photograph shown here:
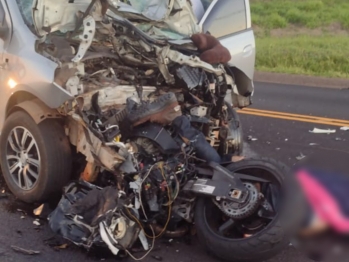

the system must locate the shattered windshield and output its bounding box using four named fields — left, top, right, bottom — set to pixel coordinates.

left=109, top=0, right=202, bottom=40
left=16, top=0, right=36, bottom=33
